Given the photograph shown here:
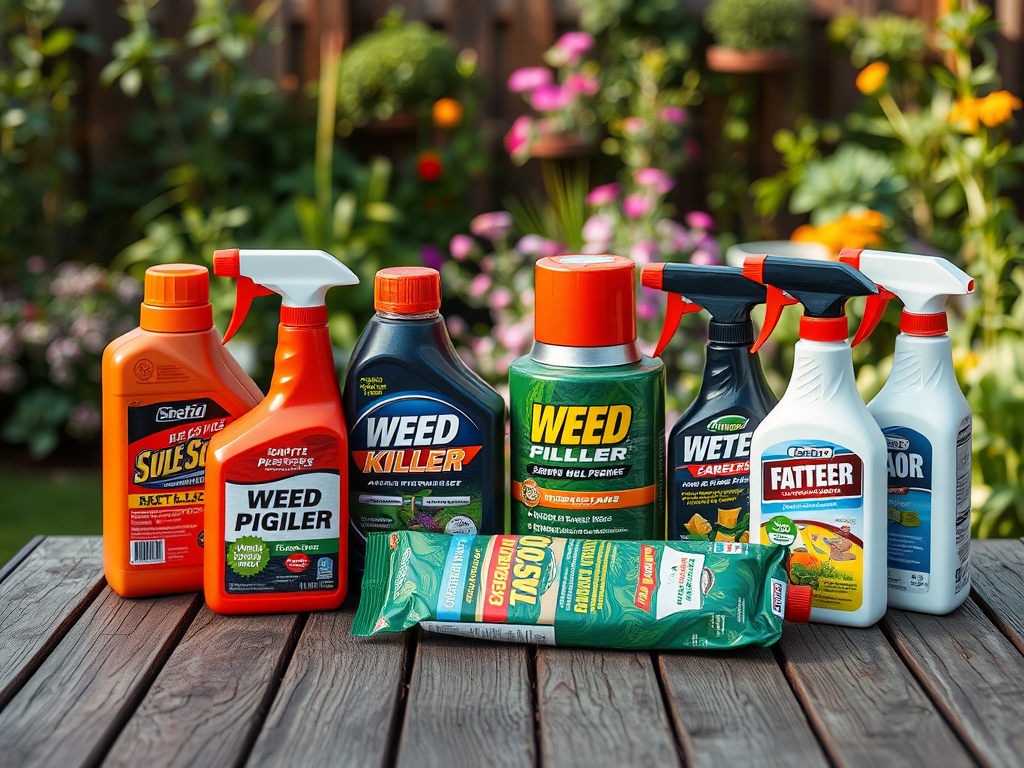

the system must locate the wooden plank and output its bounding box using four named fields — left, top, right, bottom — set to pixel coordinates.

left=537, top=648, right=681, bottom=768
left=884, top=599, right=1024, bottom=768
left=0, top=534, right=44, bottom=585
left=246, top=609, right=408, bottom=768
left=0, top=535, right=105, bottom=709
left=659, top=647, right=830, bottom=768
left=396, top=632, right=534, bottom=768
left=970, top=539, right=1024, bottom=654
left=778, top=623, right=975, bottom=768
left=103, top=607, right=303, bottom=768
left=0, top=587, right=200, bottom=768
